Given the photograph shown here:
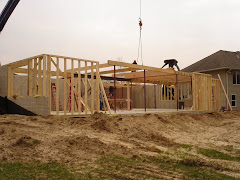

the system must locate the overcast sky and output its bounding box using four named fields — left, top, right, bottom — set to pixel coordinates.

left=0, top=0, right=240, bottom=69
